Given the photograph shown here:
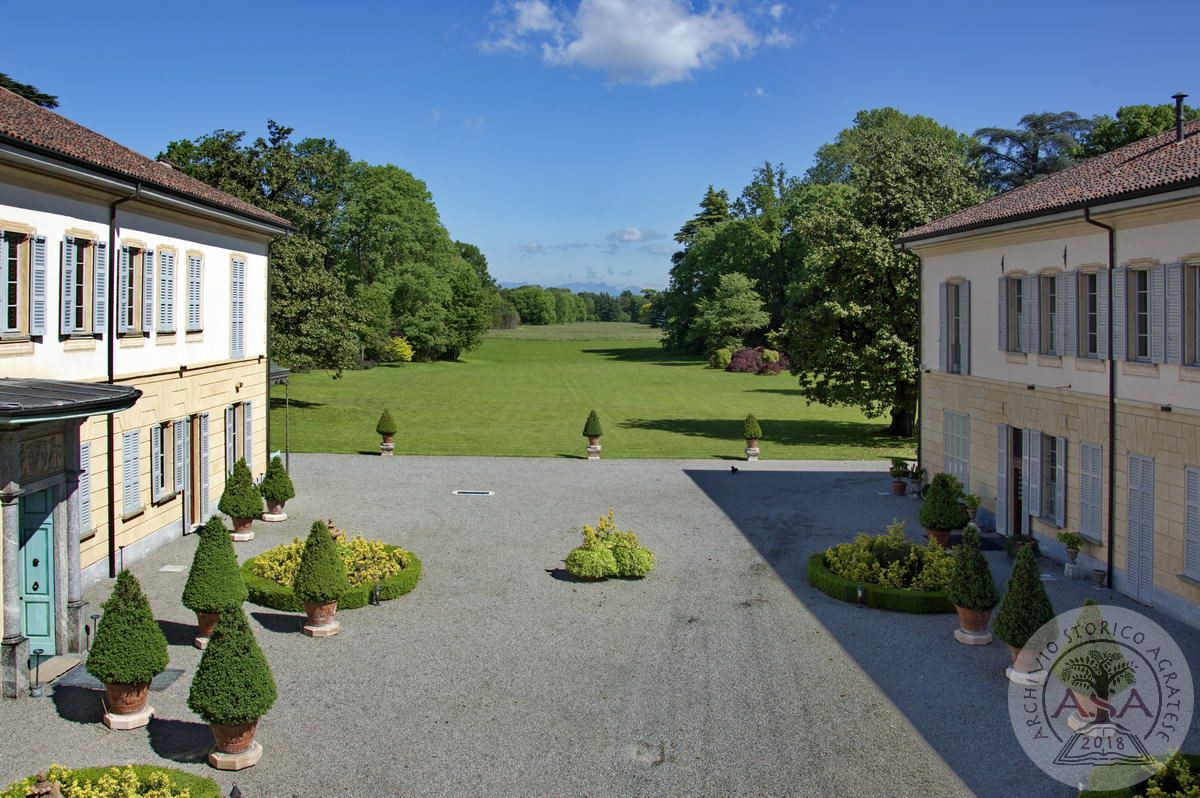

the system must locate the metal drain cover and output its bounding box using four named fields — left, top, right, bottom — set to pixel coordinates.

left=452, top=490, right=494, bottom=496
